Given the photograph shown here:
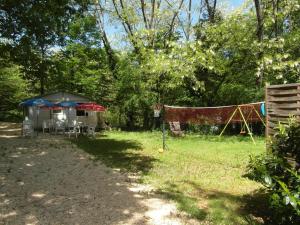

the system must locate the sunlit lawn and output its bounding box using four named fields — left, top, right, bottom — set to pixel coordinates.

left=73, top=131, right=267, bottom=225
